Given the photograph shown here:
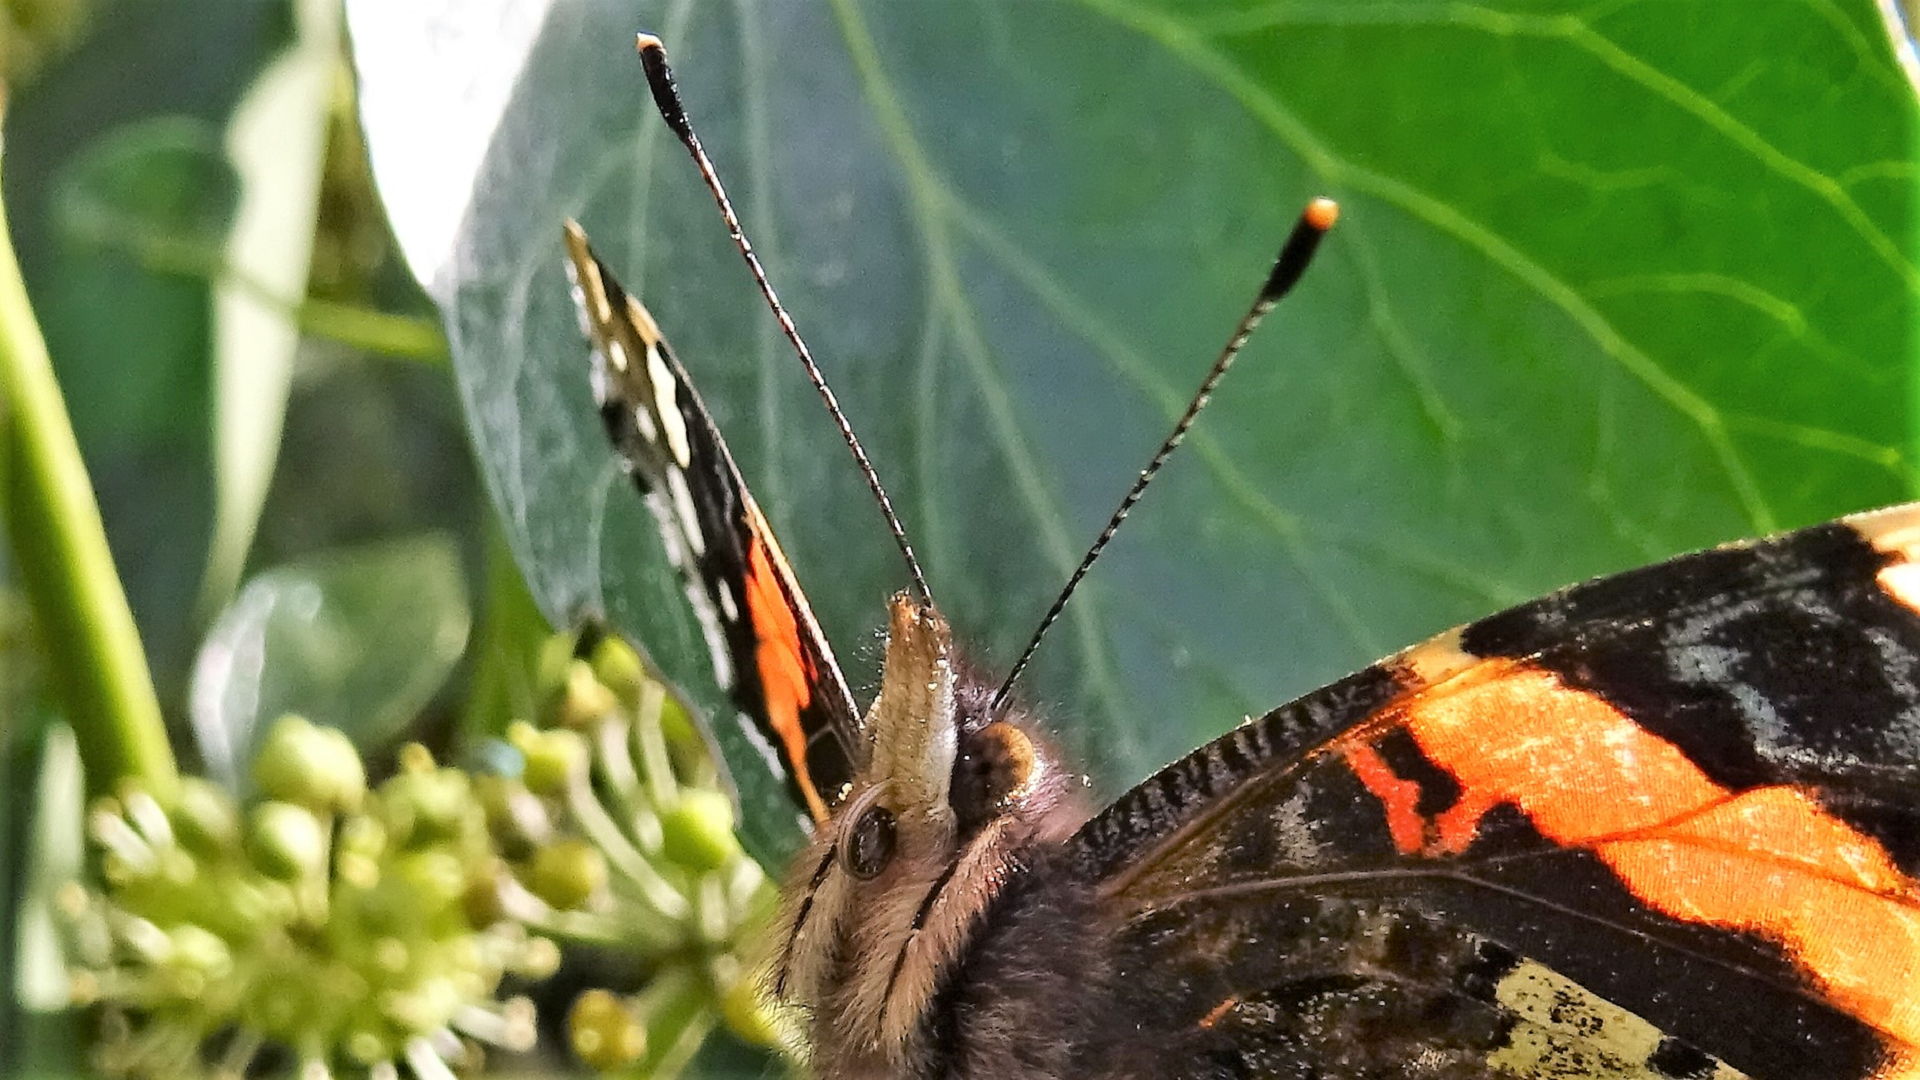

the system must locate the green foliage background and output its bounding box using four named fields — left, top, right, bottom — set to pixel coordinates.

left=1, top=0, right=1916, bottom=1075
left=355, top=0, right=1917, bottom=860
left=2, top=2, right=481, bottom=1073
